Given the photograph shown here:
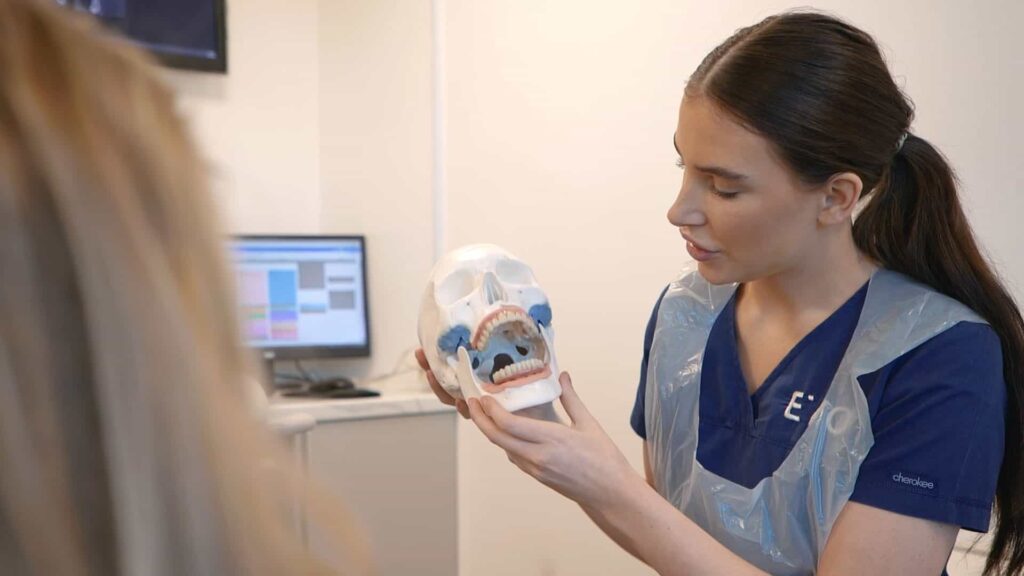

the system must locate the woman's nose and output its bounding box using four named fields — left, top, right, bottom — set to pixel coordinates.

left=667, top=181, right=706, bottom=228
